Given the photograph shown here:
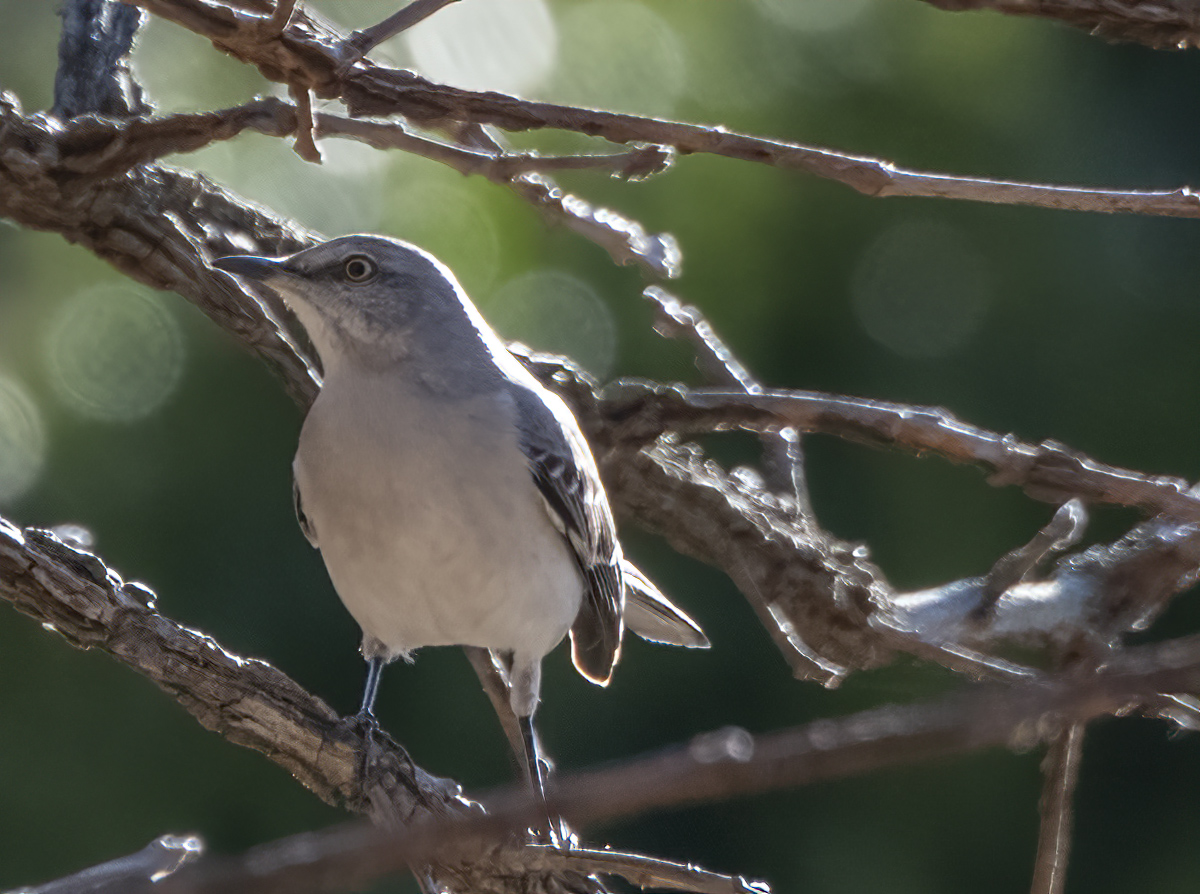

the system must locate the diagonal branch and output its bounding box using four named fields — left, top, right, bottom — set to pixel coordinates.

left=338, top=0, right=462, bottom=66
left=0, top=521, right=465, bottom=820
left=21, top=834, right=203, bottom=894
